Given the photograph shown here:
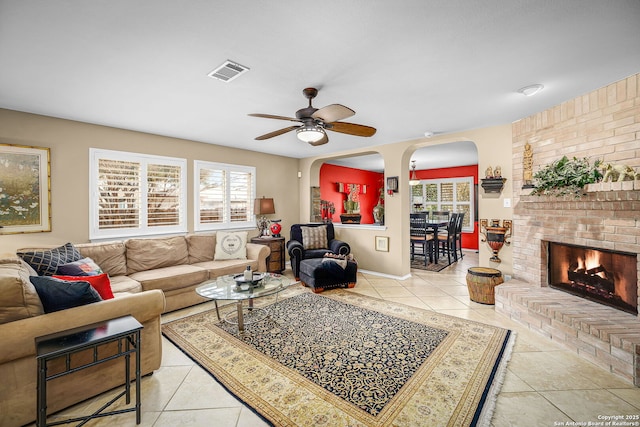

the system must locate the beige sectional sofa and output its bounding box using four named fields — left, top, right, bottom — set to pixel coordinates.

left=0, top=233, right=270, bottom=427
left=20, top=233, right=270, bottom=313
